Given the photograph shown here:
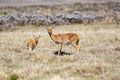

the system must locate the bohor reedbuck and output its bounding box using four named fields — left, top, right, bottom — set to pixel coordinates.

left=47, top=26, right=80, bottom=56
left=26, top=35, right=40, bottom=51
